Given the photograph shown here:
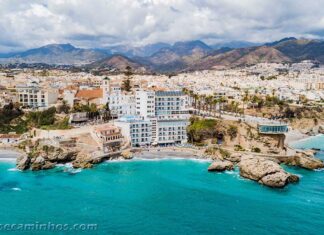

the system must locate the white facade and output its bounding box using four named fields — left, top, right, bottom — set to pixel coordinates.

left=135, top=90, right=155, bottom=118
left=63, top=90, right=76, bottom=107
left=16, top=82, right=58, bottom=109
left=103, top=77, right=191, bottom=146
left=102, top=78, right=136, bottom=118
left=154, top=91, right=190, bottom=145
left=115, top=115, right=152, bottom=147
left=157, top=120, right=188, bottom=145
